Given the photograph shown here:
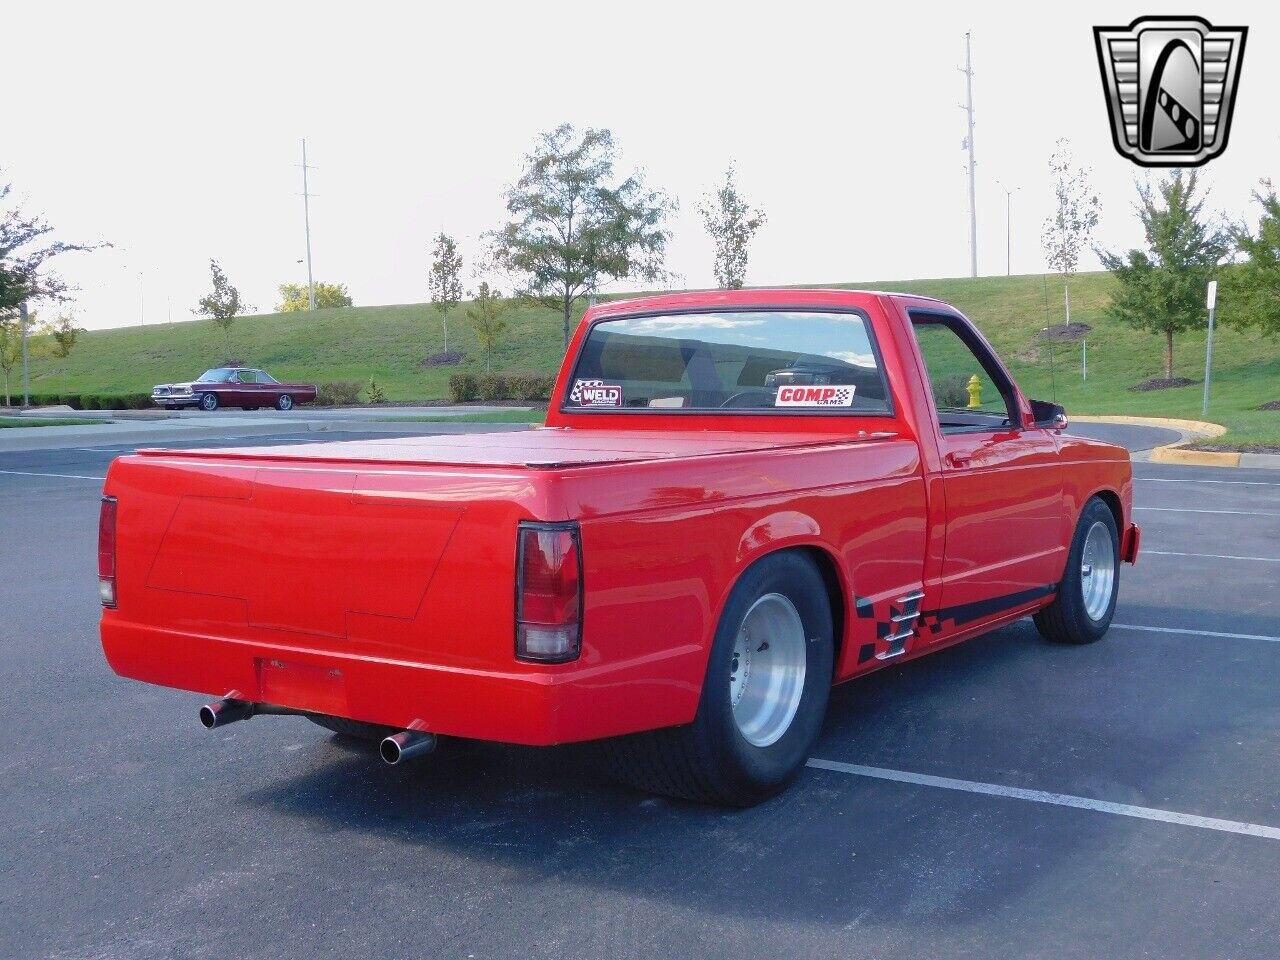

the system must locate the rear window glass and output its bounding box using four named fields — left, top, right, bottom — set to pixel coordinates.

left=564, top=311, right=891, bottom=414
